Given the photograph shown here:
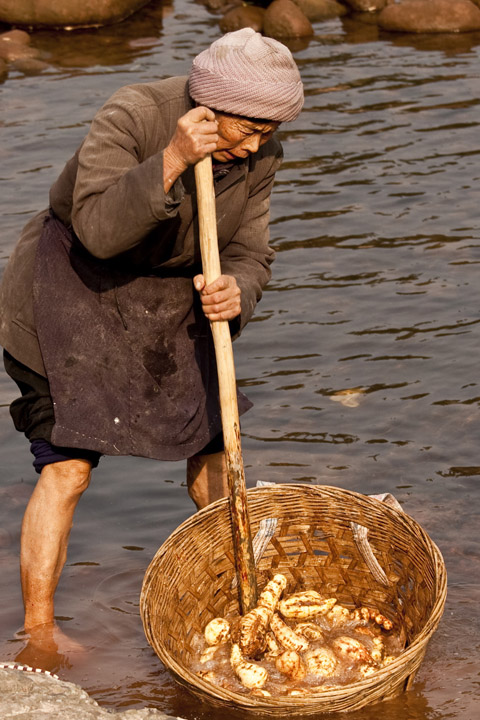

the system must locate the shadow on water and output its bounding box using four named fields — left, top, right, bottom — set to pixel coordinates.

left=1, top=2, right=480, bottom=718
